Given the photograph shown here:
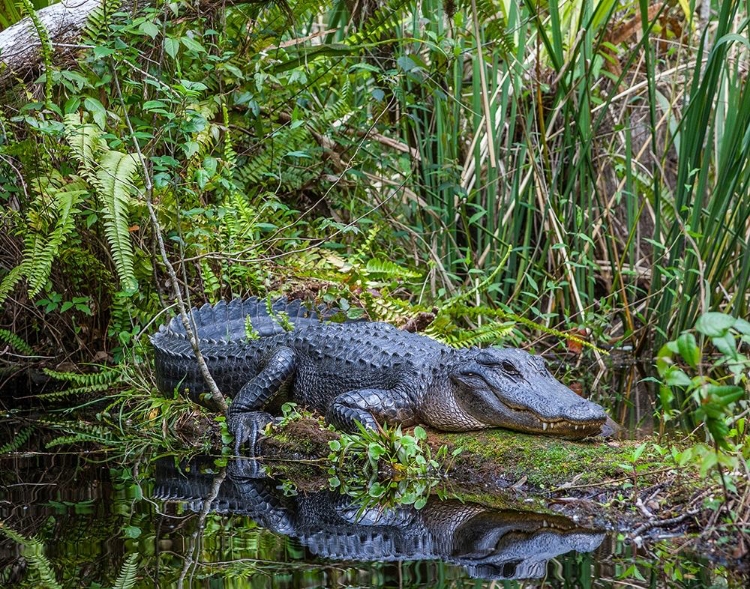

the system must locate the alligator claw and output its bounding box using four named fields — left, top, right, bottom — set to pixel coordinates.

left=228, top=411, right=273, bottom=456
